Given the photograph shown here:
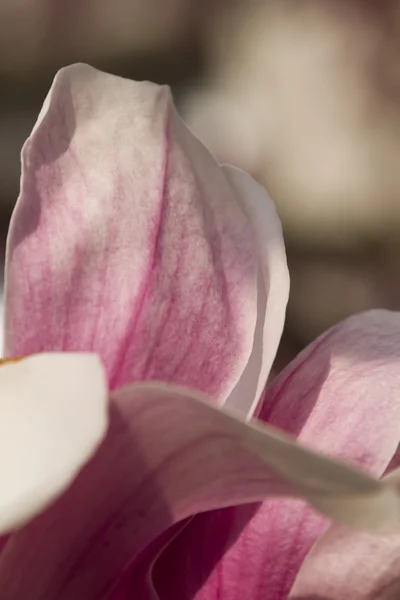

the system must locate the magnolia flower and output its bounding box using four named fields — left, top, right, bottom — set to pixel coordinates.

left=1, top=64, right=400, bottom=599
